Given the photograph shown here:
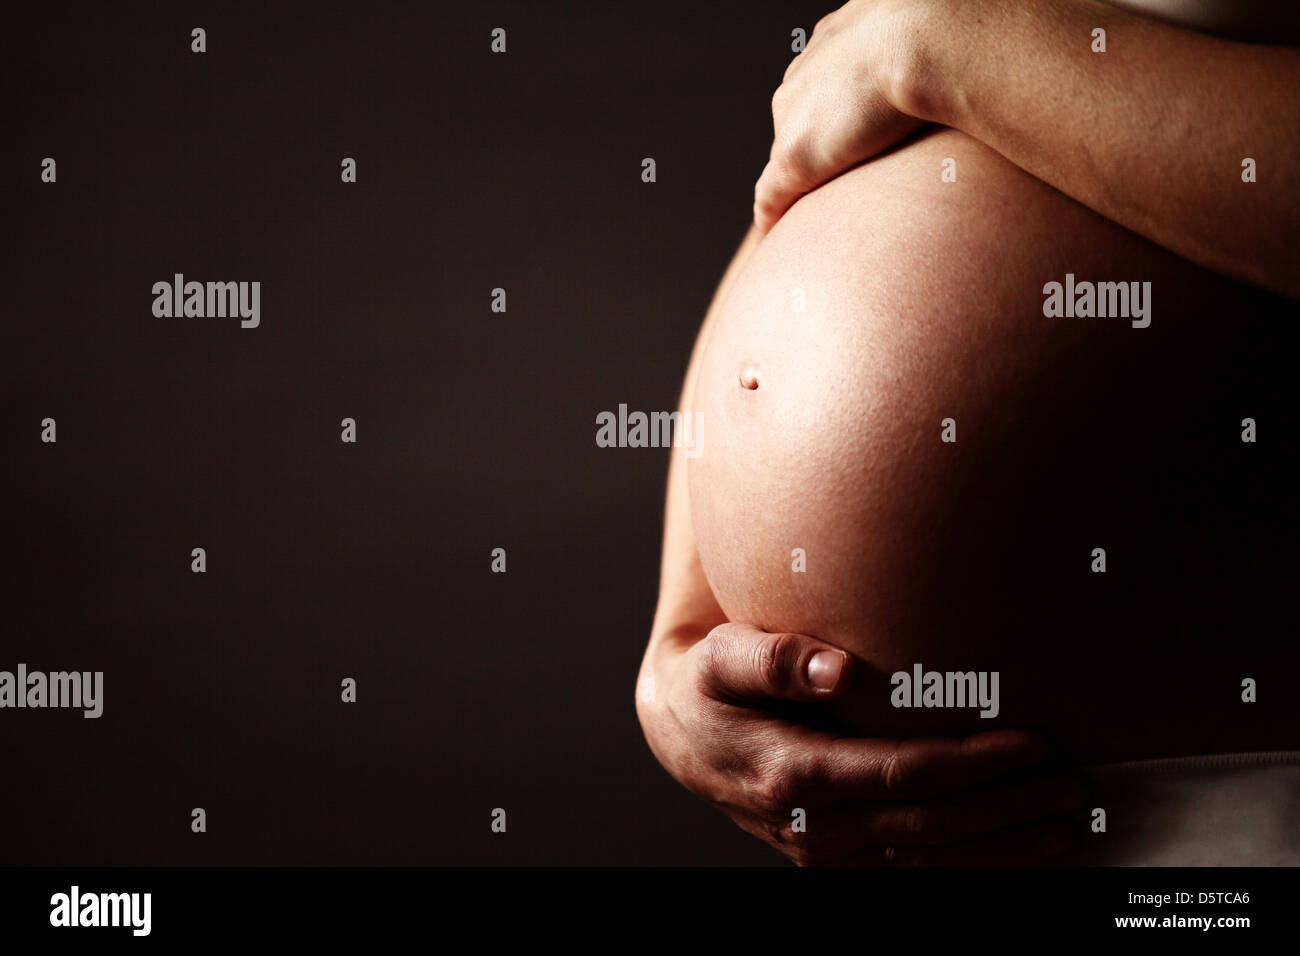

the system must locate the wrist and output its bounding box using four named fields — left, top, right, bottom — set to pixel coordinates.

left=884, top=0, right=971, bottom=126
